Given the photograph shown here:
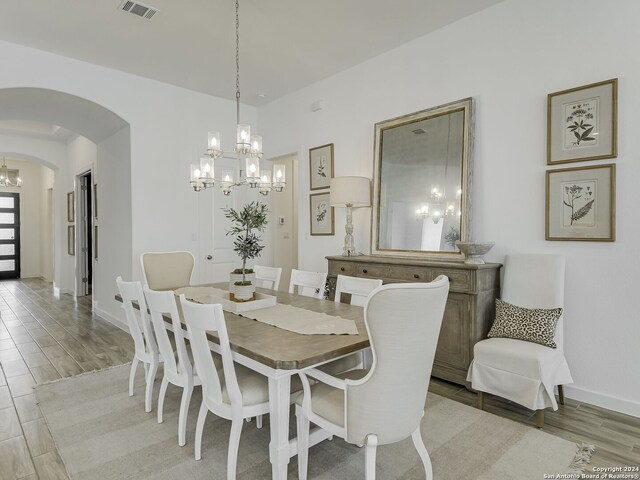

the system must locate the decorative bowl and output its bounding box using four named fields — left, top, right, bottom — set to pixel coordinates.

left=455, top=241, right=495, bottom=265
